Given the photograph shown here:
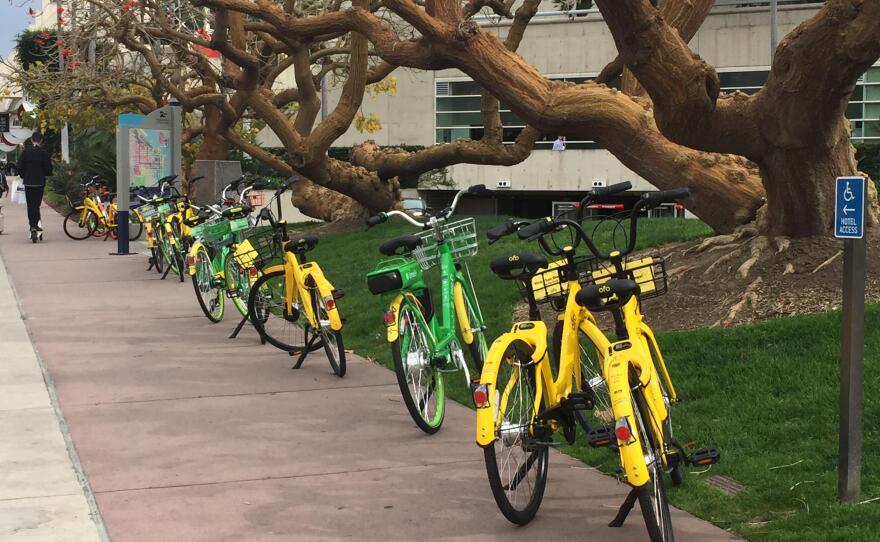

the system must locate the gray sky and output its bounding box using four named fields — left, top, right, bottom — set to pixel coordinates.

left=1, top=2, right=39, bottom=60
